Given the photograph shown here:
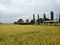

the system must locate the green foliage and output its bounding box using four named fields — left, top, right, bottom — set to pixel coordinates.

left=26, top=19, right=29, bottom=23
left=37, top=18, right=44, bottom=23
left=30, top=20, right=35, bottom=24
left=14, top=22, right=17, bottom=24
